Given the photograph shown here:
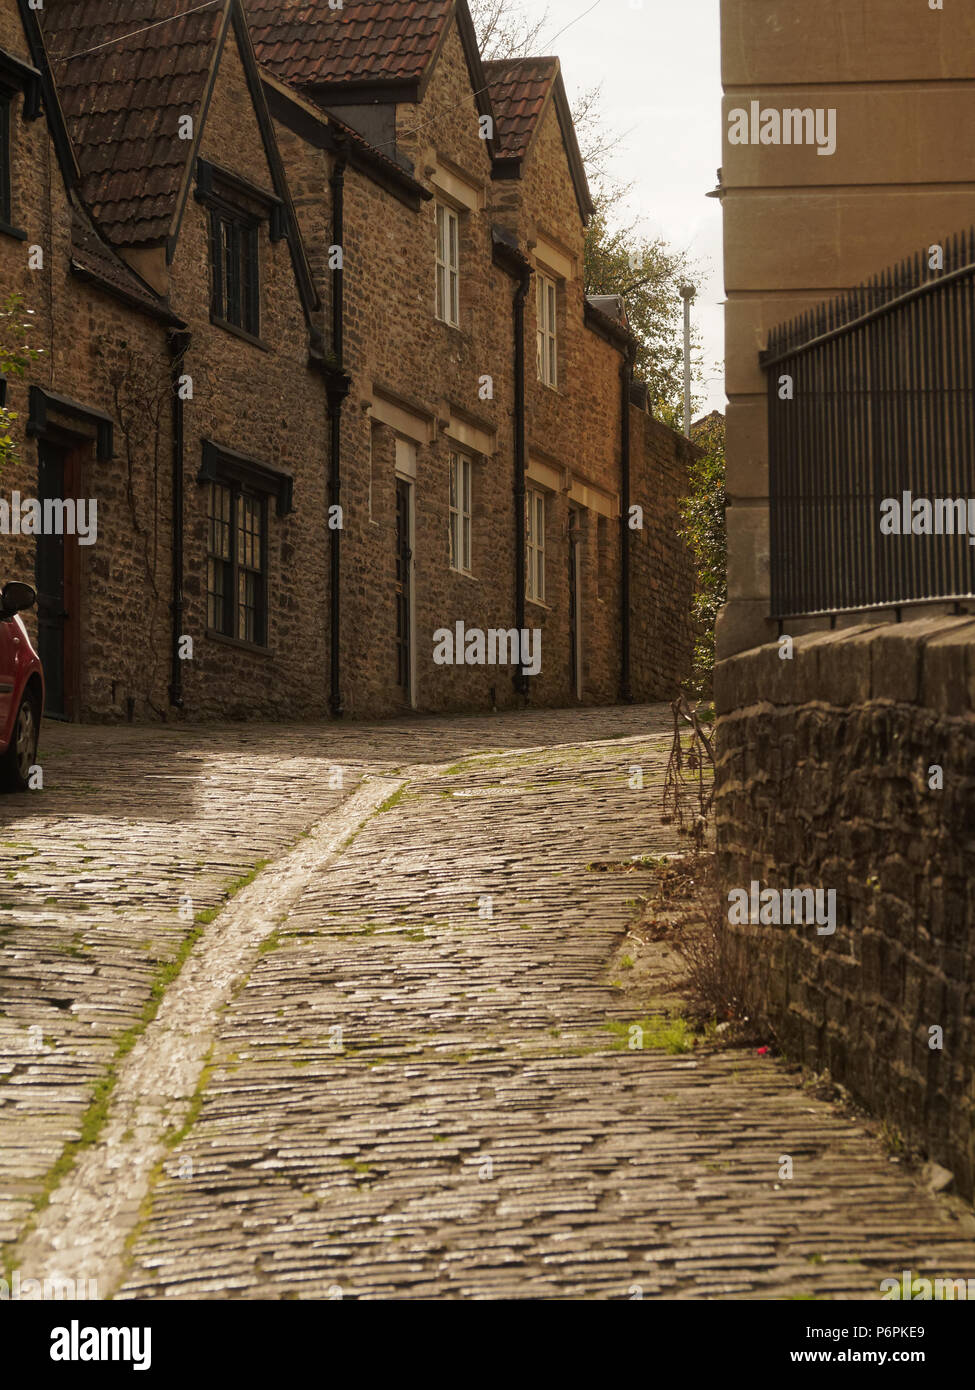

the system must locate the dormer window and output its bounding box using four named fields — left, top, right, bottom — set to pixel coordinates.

left=210, top=210, right=260, bottom=336
left=195, top=159, right=286, bottom=343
